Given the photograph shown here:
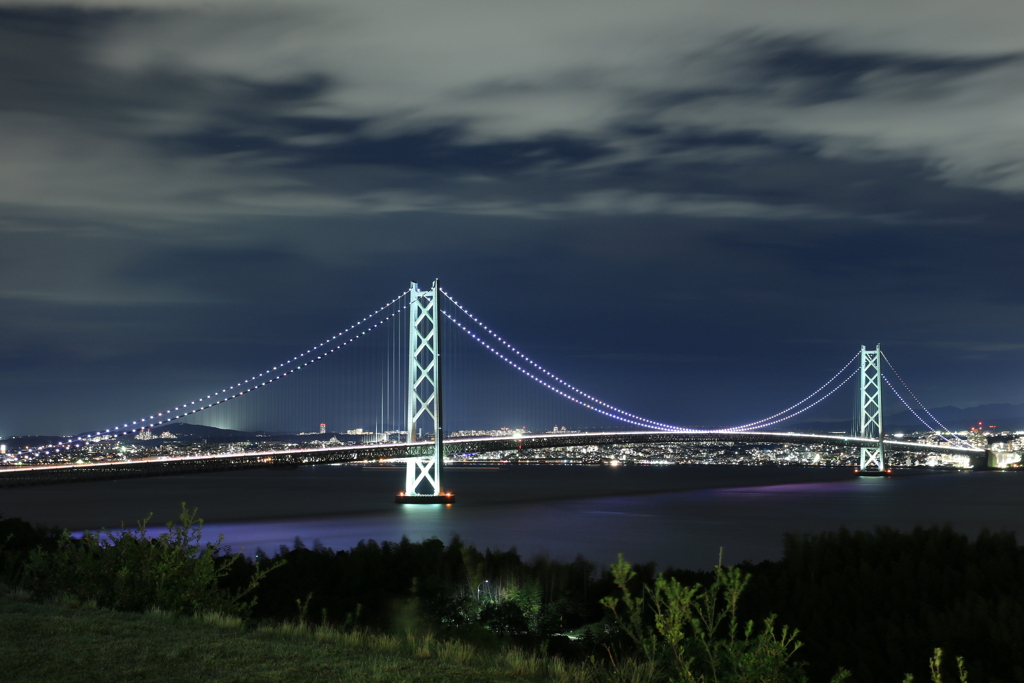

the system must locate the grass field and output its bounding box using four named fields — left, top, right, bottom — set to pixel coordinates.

left=0, top=589, right=597, bottom=683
